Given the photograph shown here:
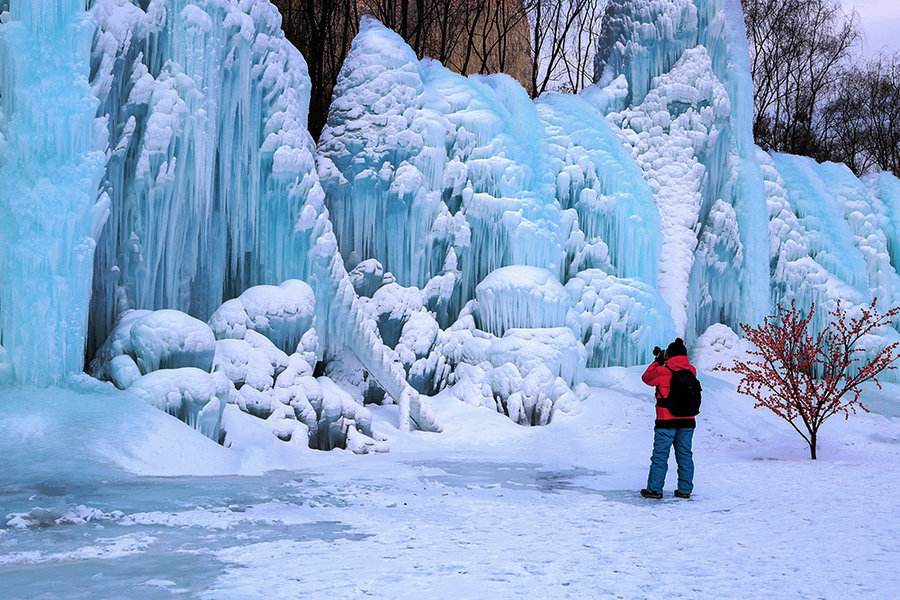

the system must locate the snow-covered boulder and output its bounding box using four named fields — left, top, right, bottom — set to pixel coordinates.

left=447, top=360, right=586, bottom=426
left=129, top=310, right=216, bottom=374
left=107, top=355, right=142, bottom=389
left=475, top=266, right=571, bottom=337
left=91, top=309, right=215, bottom=385
left=369, top=282, right=425, bottom=346
left=434, top=322, right=588, bottom=424
left=275, top=353, right=315, bottom=388
left=692, top=324, right=754, bottom=372
left=212, top=338, right=277, bottom=391
left=499, top=328, right=586, bottom=387
left=90, top=309, right=151, bottom=383
left=349, top=259, right=395, bottom=297
left=129, top=368, right=232, bottom=441
left=208, top=280, right=315, bottom=353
